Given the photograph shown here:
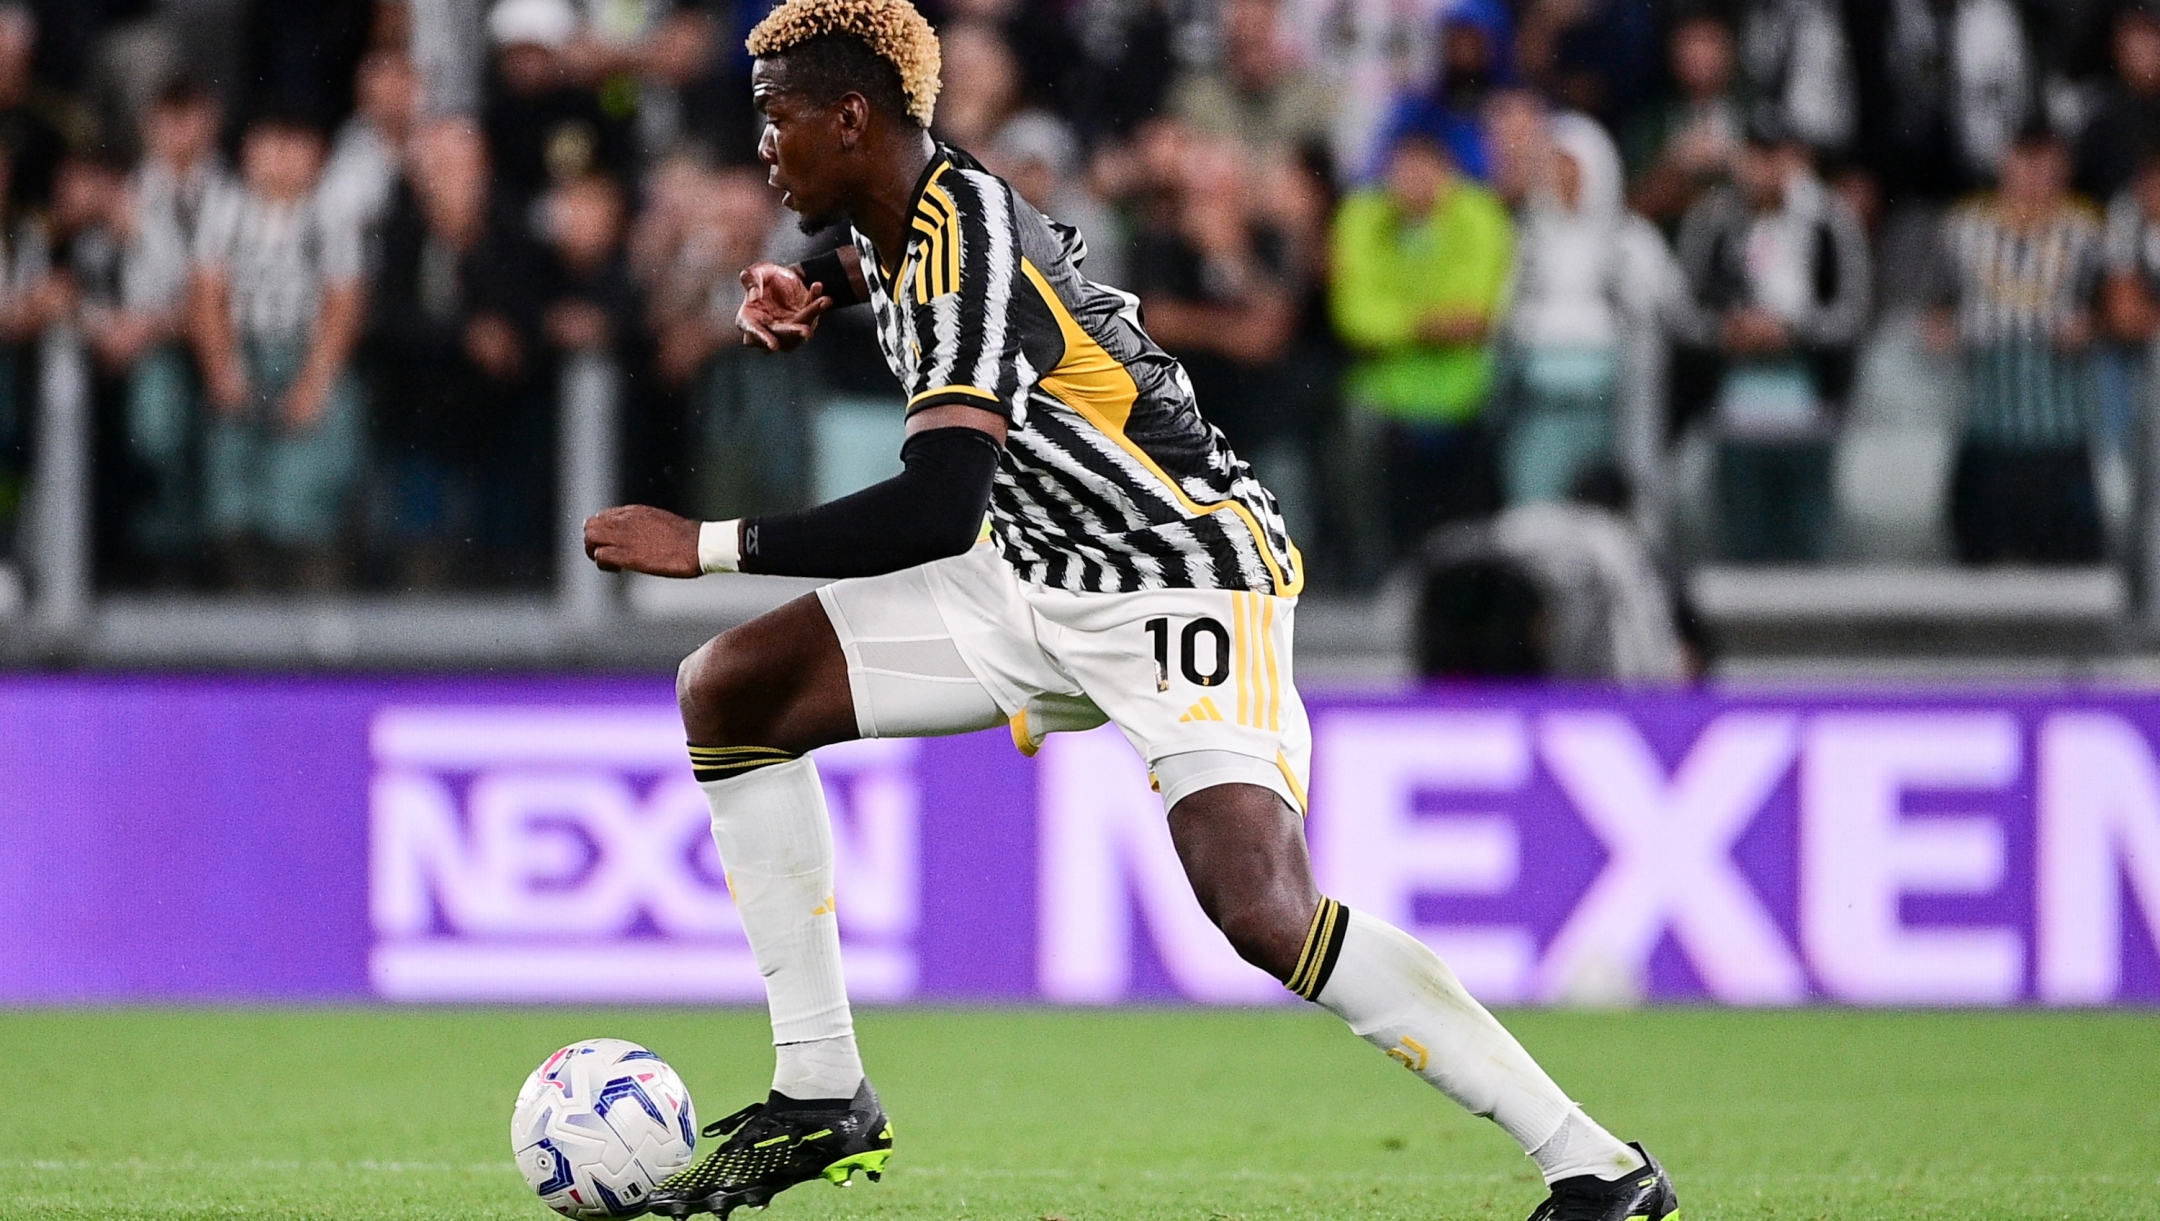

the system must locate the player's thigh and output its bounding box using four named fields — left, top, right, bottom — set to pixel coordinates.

left=816, top=558, right=1011, bottom=740
left=678, top=593, right=858, bottom=753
